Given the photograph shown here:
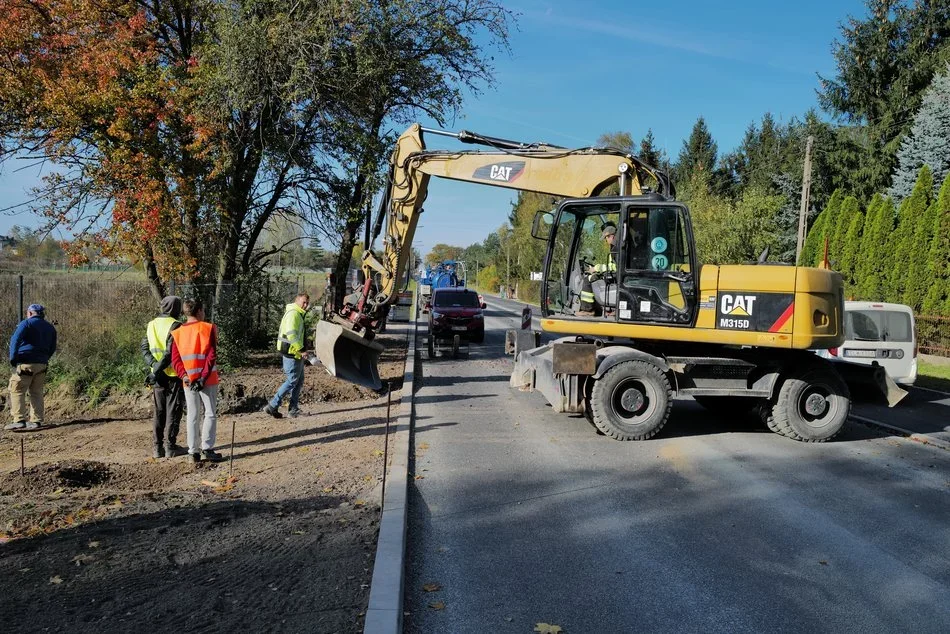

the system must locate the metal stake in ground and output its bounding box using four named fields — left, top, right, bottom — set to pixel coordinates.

left=381, top=381, right=392, bottom=507
left=20, top=437, right=25, bottom=477
left=229, top=420, right=236, bottom=477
